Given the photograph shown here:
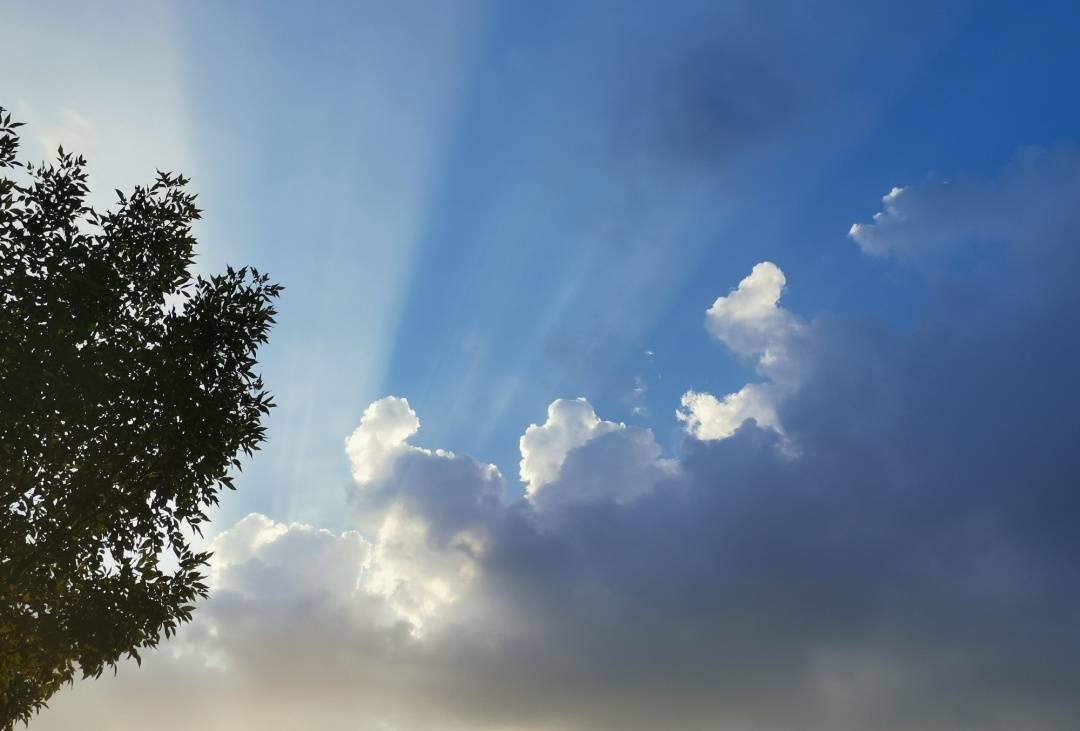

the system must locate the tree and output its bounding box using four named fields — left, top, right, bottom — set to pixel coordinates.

left=0, top=108, right=282, bottom=728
